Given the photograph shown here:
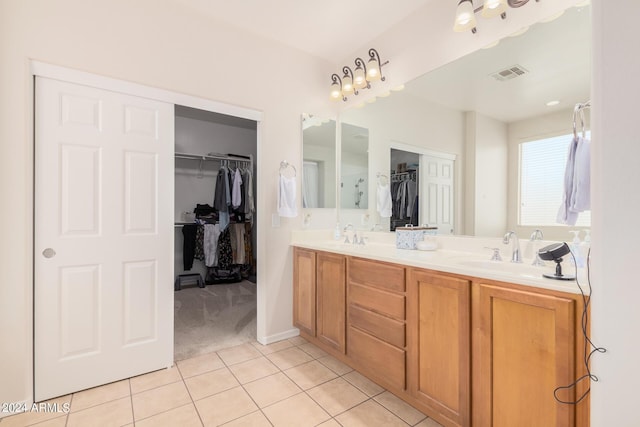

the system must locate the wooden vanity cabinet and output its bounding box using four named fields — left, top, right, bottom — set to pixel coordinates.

left=406, top=269, right=471, bottom=427
left=316, top=252, right=346, bottom=353
left=293, top=247, right=316, bottom=336
left=472, top=282, right=588, bottom=427
left=293, top=247, right=347, bottom=352
left=292, top=247, right=589, bottom=427
left=347, top=257, right=407, bottom=391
